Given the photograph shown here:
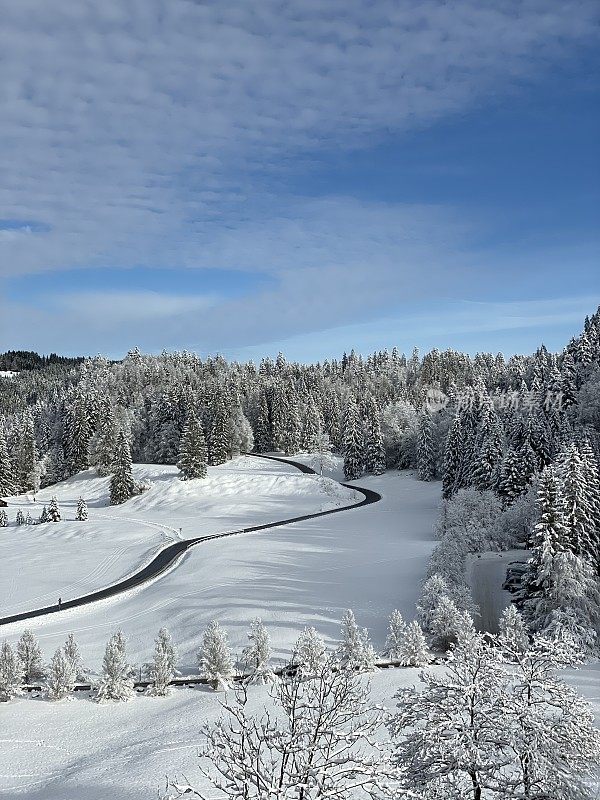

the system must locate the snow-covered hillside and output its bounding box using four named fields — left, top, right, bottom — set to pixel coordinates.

left=1, top=456, right=357, bottom=617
